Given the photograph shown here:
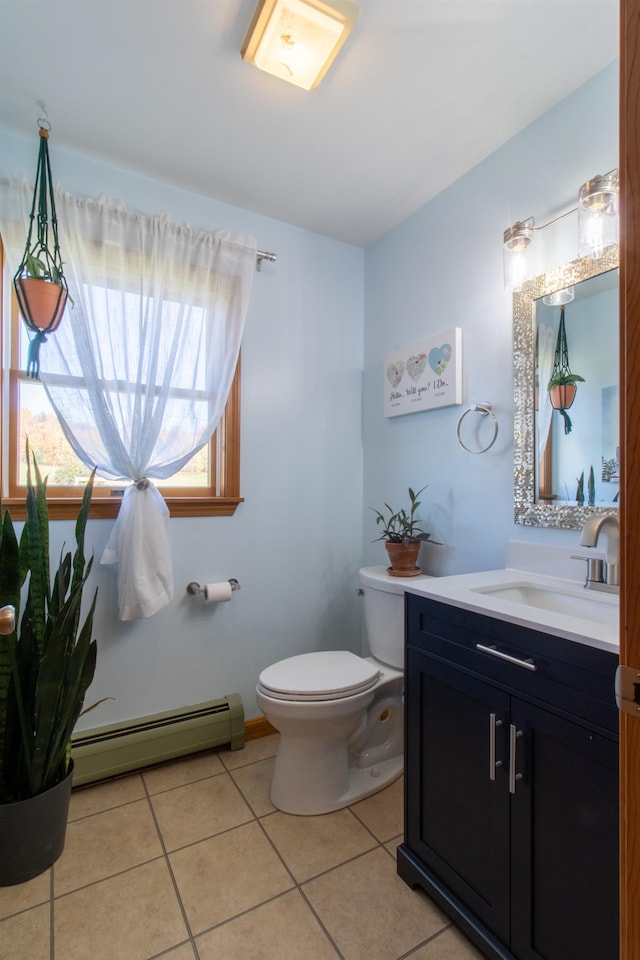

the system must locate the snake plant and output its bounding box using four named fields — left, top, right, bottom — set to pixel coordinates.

left=0, top=448, right=98, bottom=802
